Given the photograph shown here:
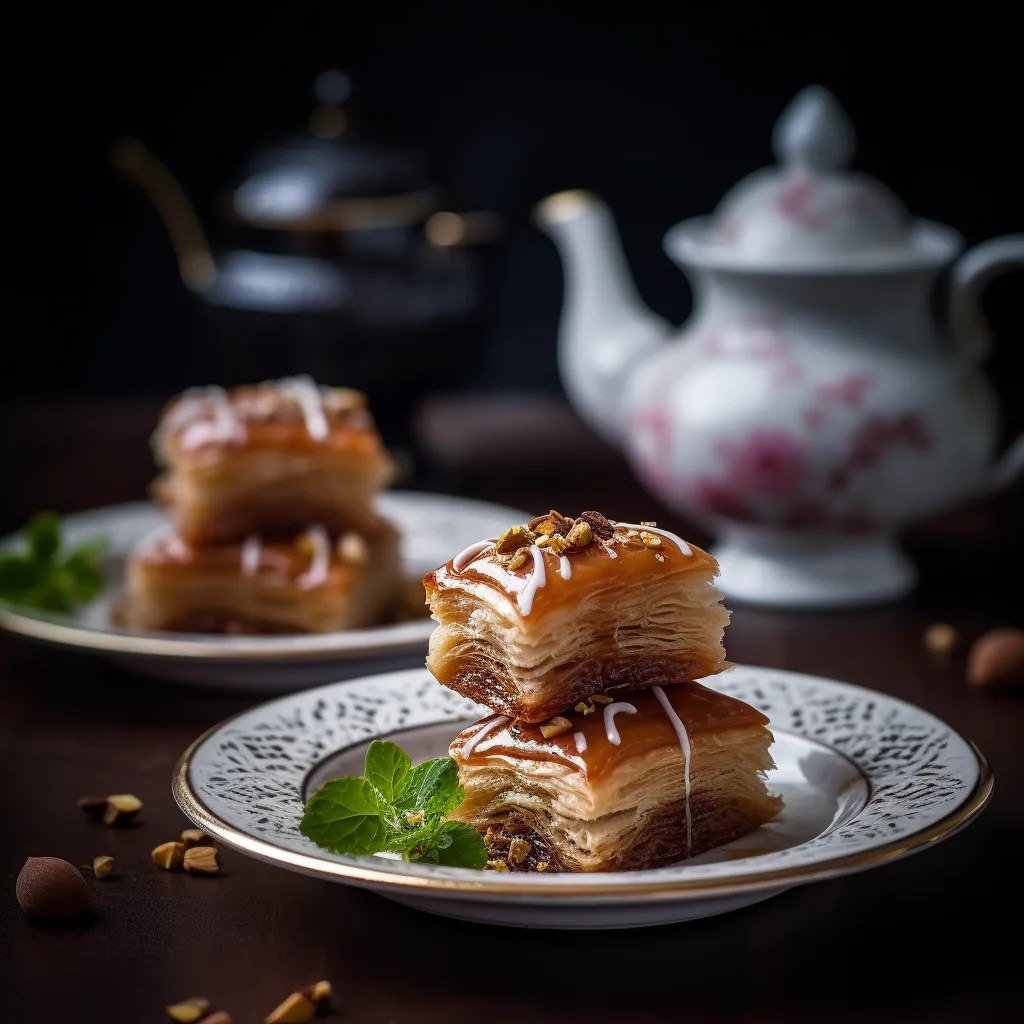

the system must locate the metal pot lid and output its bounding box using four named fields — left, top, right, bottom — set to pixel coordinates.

left=700, top=86, right=927, bottom=264
left=227, top=71, right=439, bottom=230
